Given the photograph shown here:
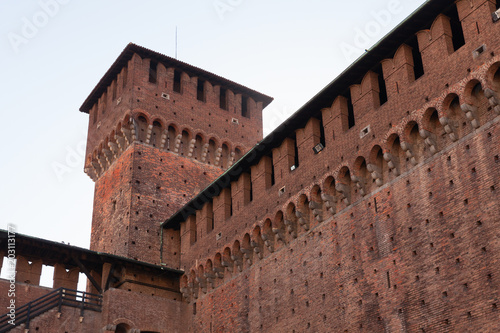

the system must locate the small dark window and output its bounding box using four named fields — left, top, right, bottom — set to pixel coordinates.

left=269, top=155, right=275, bottom=187
left=220, top=87, right=227, bottom=110
left=294, top=136, right=299, bottom=169
left=496, top=0, right=500, bottom=10
left=122, top=66, right=128, bottom=88
left=173, top=70, right=182, bottom=93
left=241, top=95, right=249, bottom=118
left=319, top=118, right=326, bottom=147
left=346, top=90, right=355, bottom=129
left=112, top=81, right=117, bottom=100
left=374, top=63, right=388, bottom=106
left=149, top=60, right=158, bottom=83
left=407, top=35, right=424, bottom=79
left=249, top=175, right=253, bottom=202
left=444, top=5, right=465, bottom=51
left=197, top=79, right=205, bottom=101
